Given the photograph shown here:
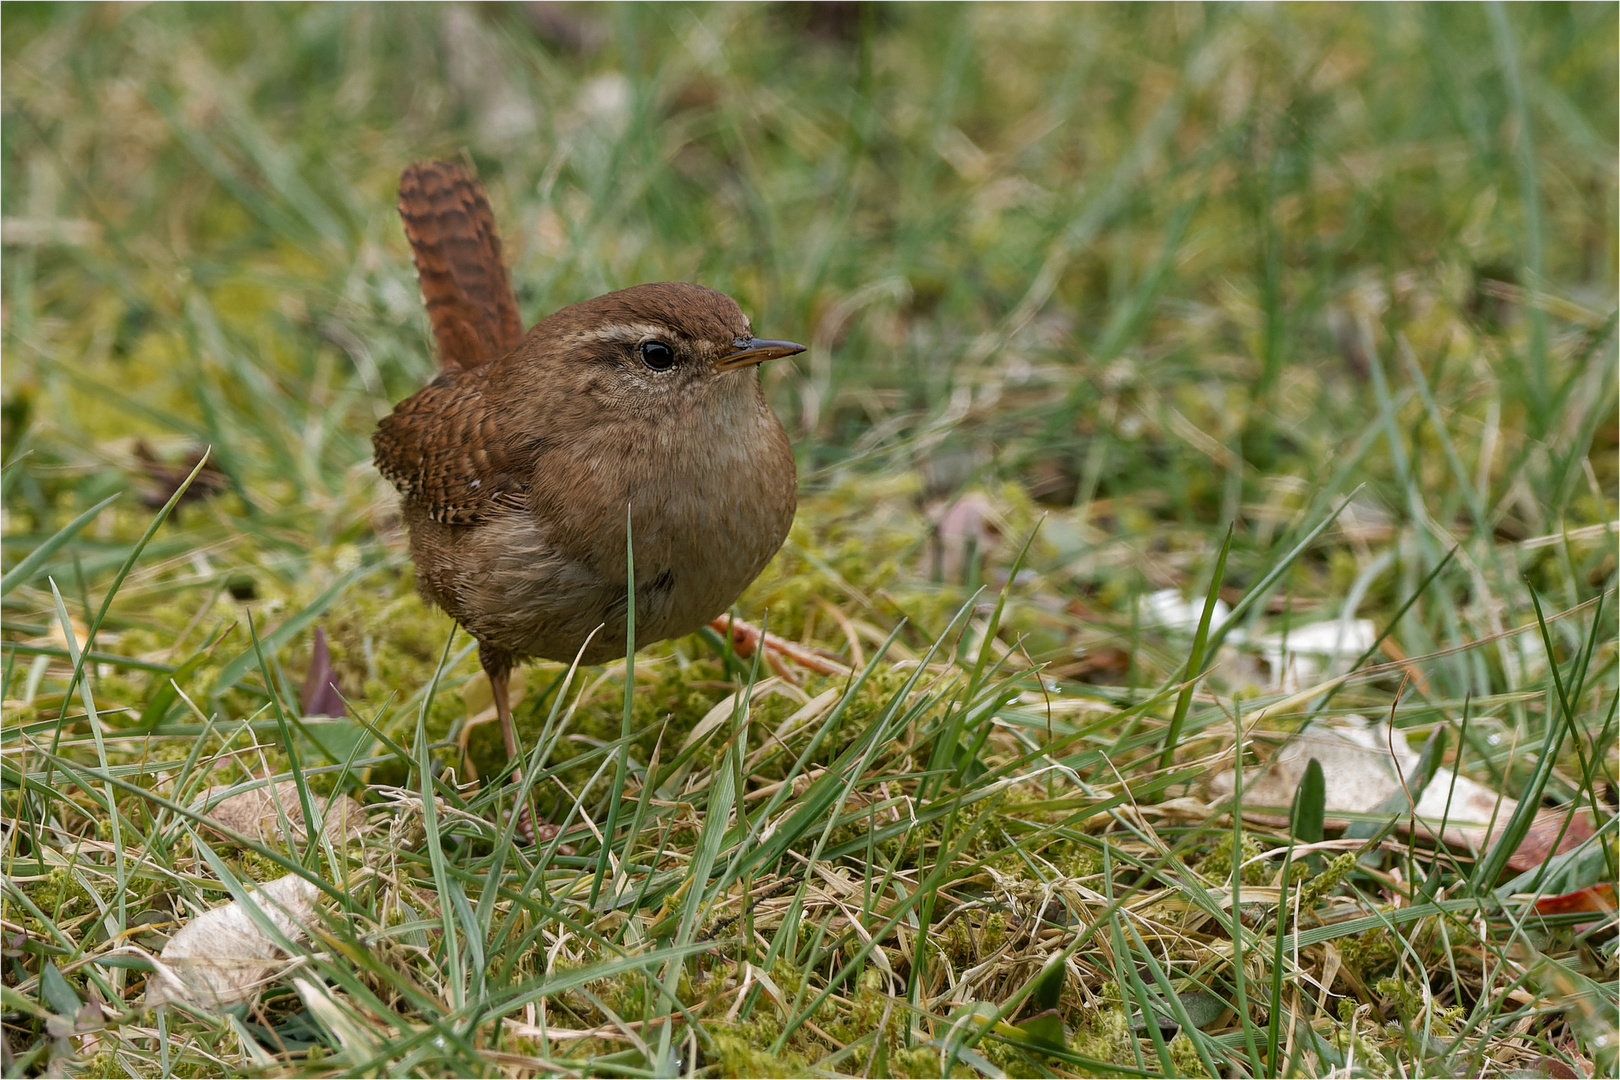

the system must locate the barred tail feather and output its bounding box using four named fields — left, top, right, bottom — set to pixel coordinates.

left=397, top=160, right=525, bottom=369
